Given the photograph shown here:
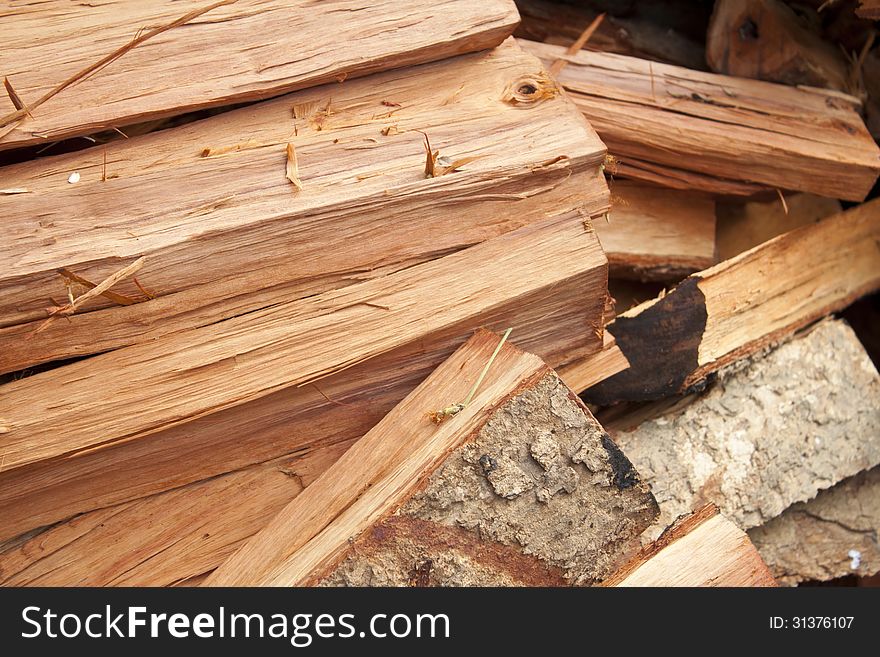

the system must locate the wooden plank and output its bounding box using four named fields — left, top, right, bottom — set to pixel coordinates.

left=749, top=467, right=880, bottom=586
left=207, top=331, right=658, bottom=587
left=557, top=333, right=628, bottom=394
left=0, top=322, right=624, bottom=586
left=584, top=200, right=880, bottom=405
left=603, top=505, right=776, bottom=587
left=0, top=212, right=606, bottom=543
left=0, top=0, right=519, bottom=151
left=520, top=39, right=880, bottom=200
left=596, top=181, right=716, bottom=280
left=608, top=320, right=880, bottom=539
left=0, top=39, right=609, bottom=373
left=716, top=192, right=842, bottom=261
